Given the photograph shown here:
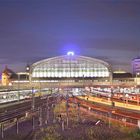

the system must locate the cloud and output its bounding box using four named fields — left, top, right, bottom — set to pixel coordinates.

left=0, top=0, right=139, bottom=72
